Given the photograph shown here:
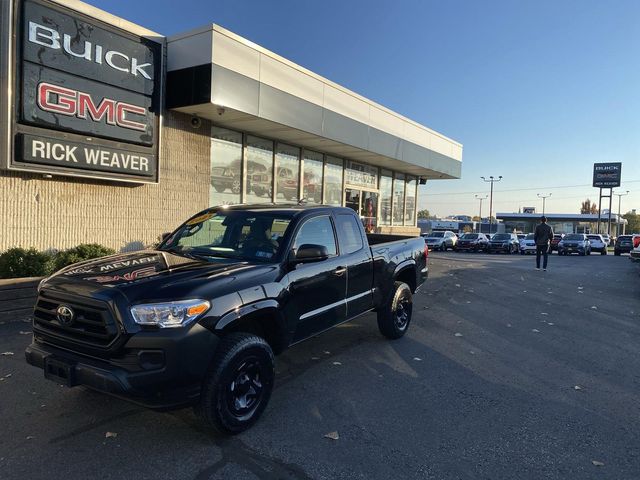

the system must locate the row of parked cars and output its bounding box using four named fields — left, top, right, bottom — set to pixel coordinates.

left=423, top=231, right=640, bottom=256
